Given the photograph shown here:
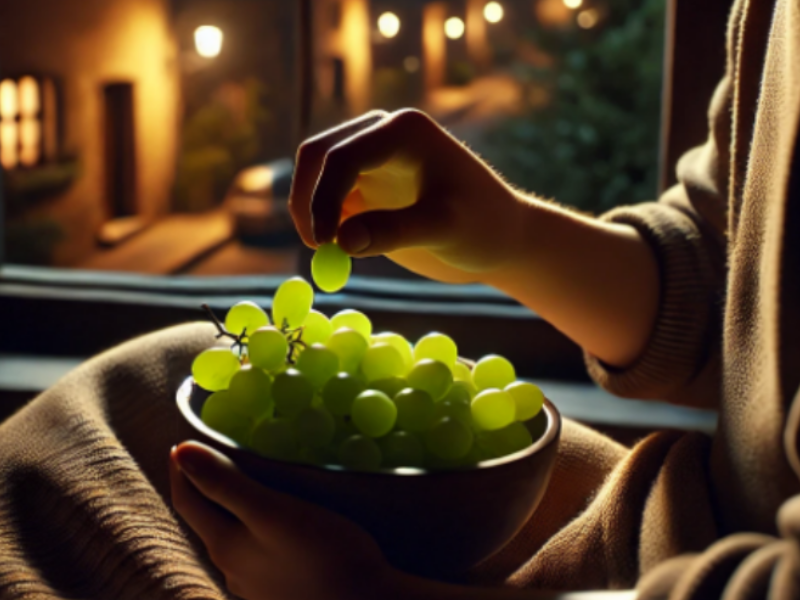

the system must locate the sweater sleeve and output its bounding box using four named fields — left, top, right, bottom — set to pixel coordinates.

left=583, top=76, right=731, bottom=406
